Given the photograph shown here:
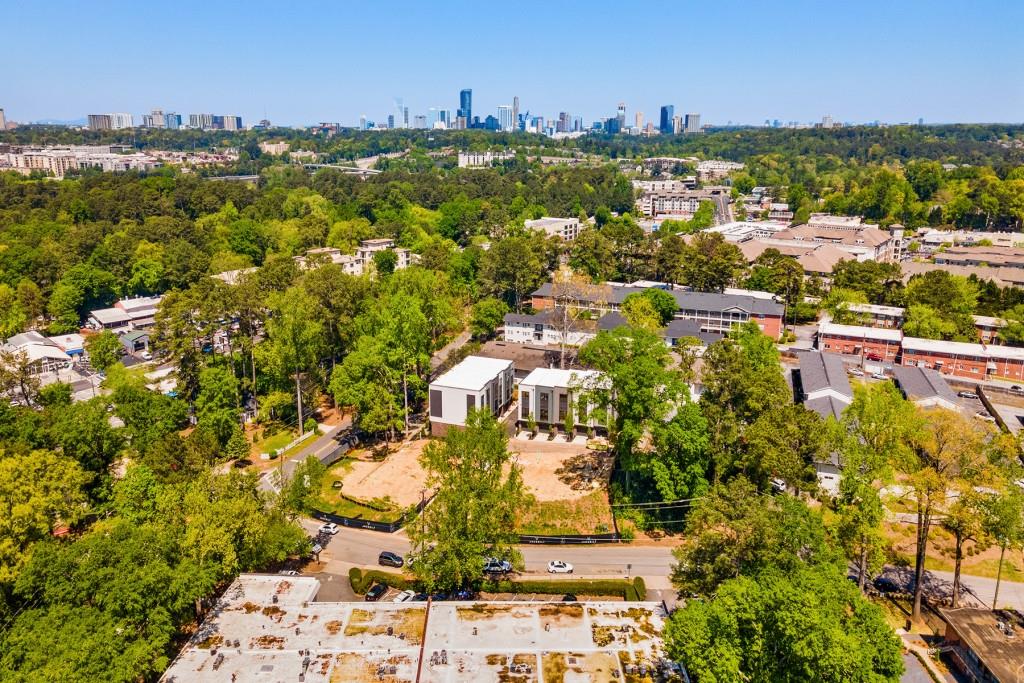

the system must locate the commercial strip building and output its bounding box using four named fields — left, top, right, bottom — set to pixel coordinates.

left=159, top=574, right=673, bottom=683
left=2, top=331, right=73, bottom=374
left=87, top=296, right=162, bottom=334
left=428, top=356, right=514, bottom=436
left=529, top=281, right=785, bottom=340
